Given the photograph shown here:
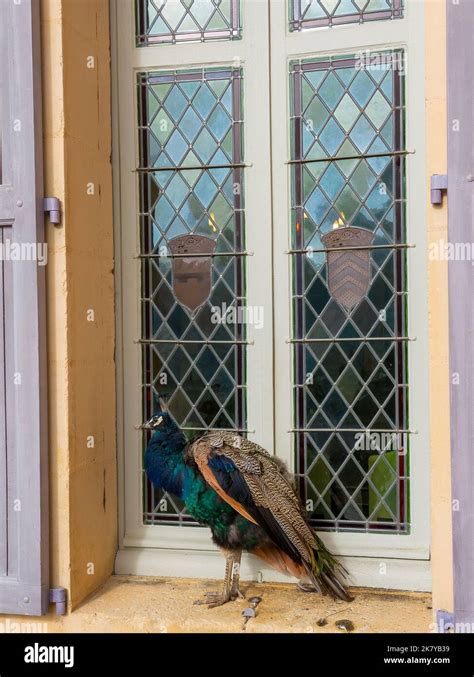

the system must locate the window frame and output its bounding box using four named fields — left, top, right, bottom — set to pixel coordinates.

left=112, top=0, right=431, bottom=590
left=270, top=0, right=430, bottom=563
left=112, top=0, right=274, bottom=555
